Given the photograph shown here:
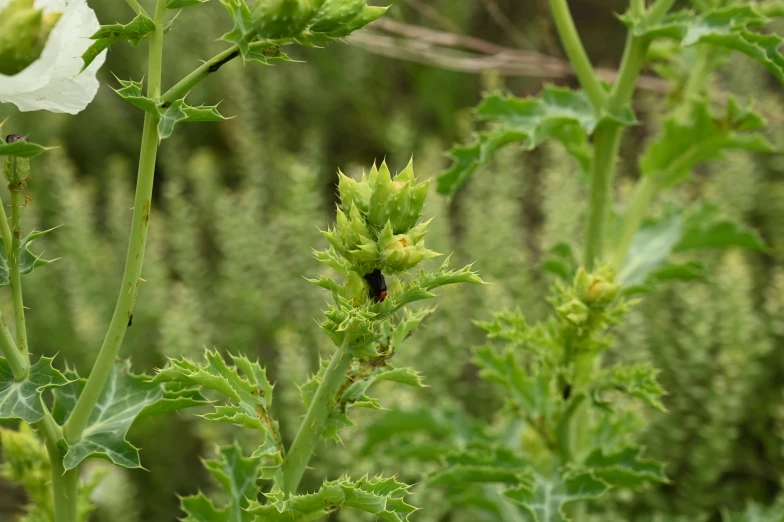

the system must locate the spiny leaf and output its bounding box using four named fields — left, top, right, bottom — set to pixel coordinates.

left=640, top=98, right=770, bottom=186
left=52, top=361, right=206, bottom=470
left=429, top=442, right=533, bottom=488
left=503, top=471, right=609, bottom=522
left=591, top=363, right=667, bottom=412
left=299, top=357, right=424, bottom=442
left=158, top=99, right=229, bottom=139
left=154, top=350, right=283, bottom=473
left=82, top=14, right=156, bottom=71
left=437, top=87, right=636, bottom=197
left=247, top=475, right=416, bottom=522
left=643, top=6, right=784, bottom=83
left=180, top=443, right=261, bottom=522
left=0, top=228, right=57, bottom=288
left=0, top=356, right=68, bottom=423
left=474, top=345, right=551, bottom=418
left=113, top=78, right=158, bottom=114
left=584, top=446, right=668, bottom=489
